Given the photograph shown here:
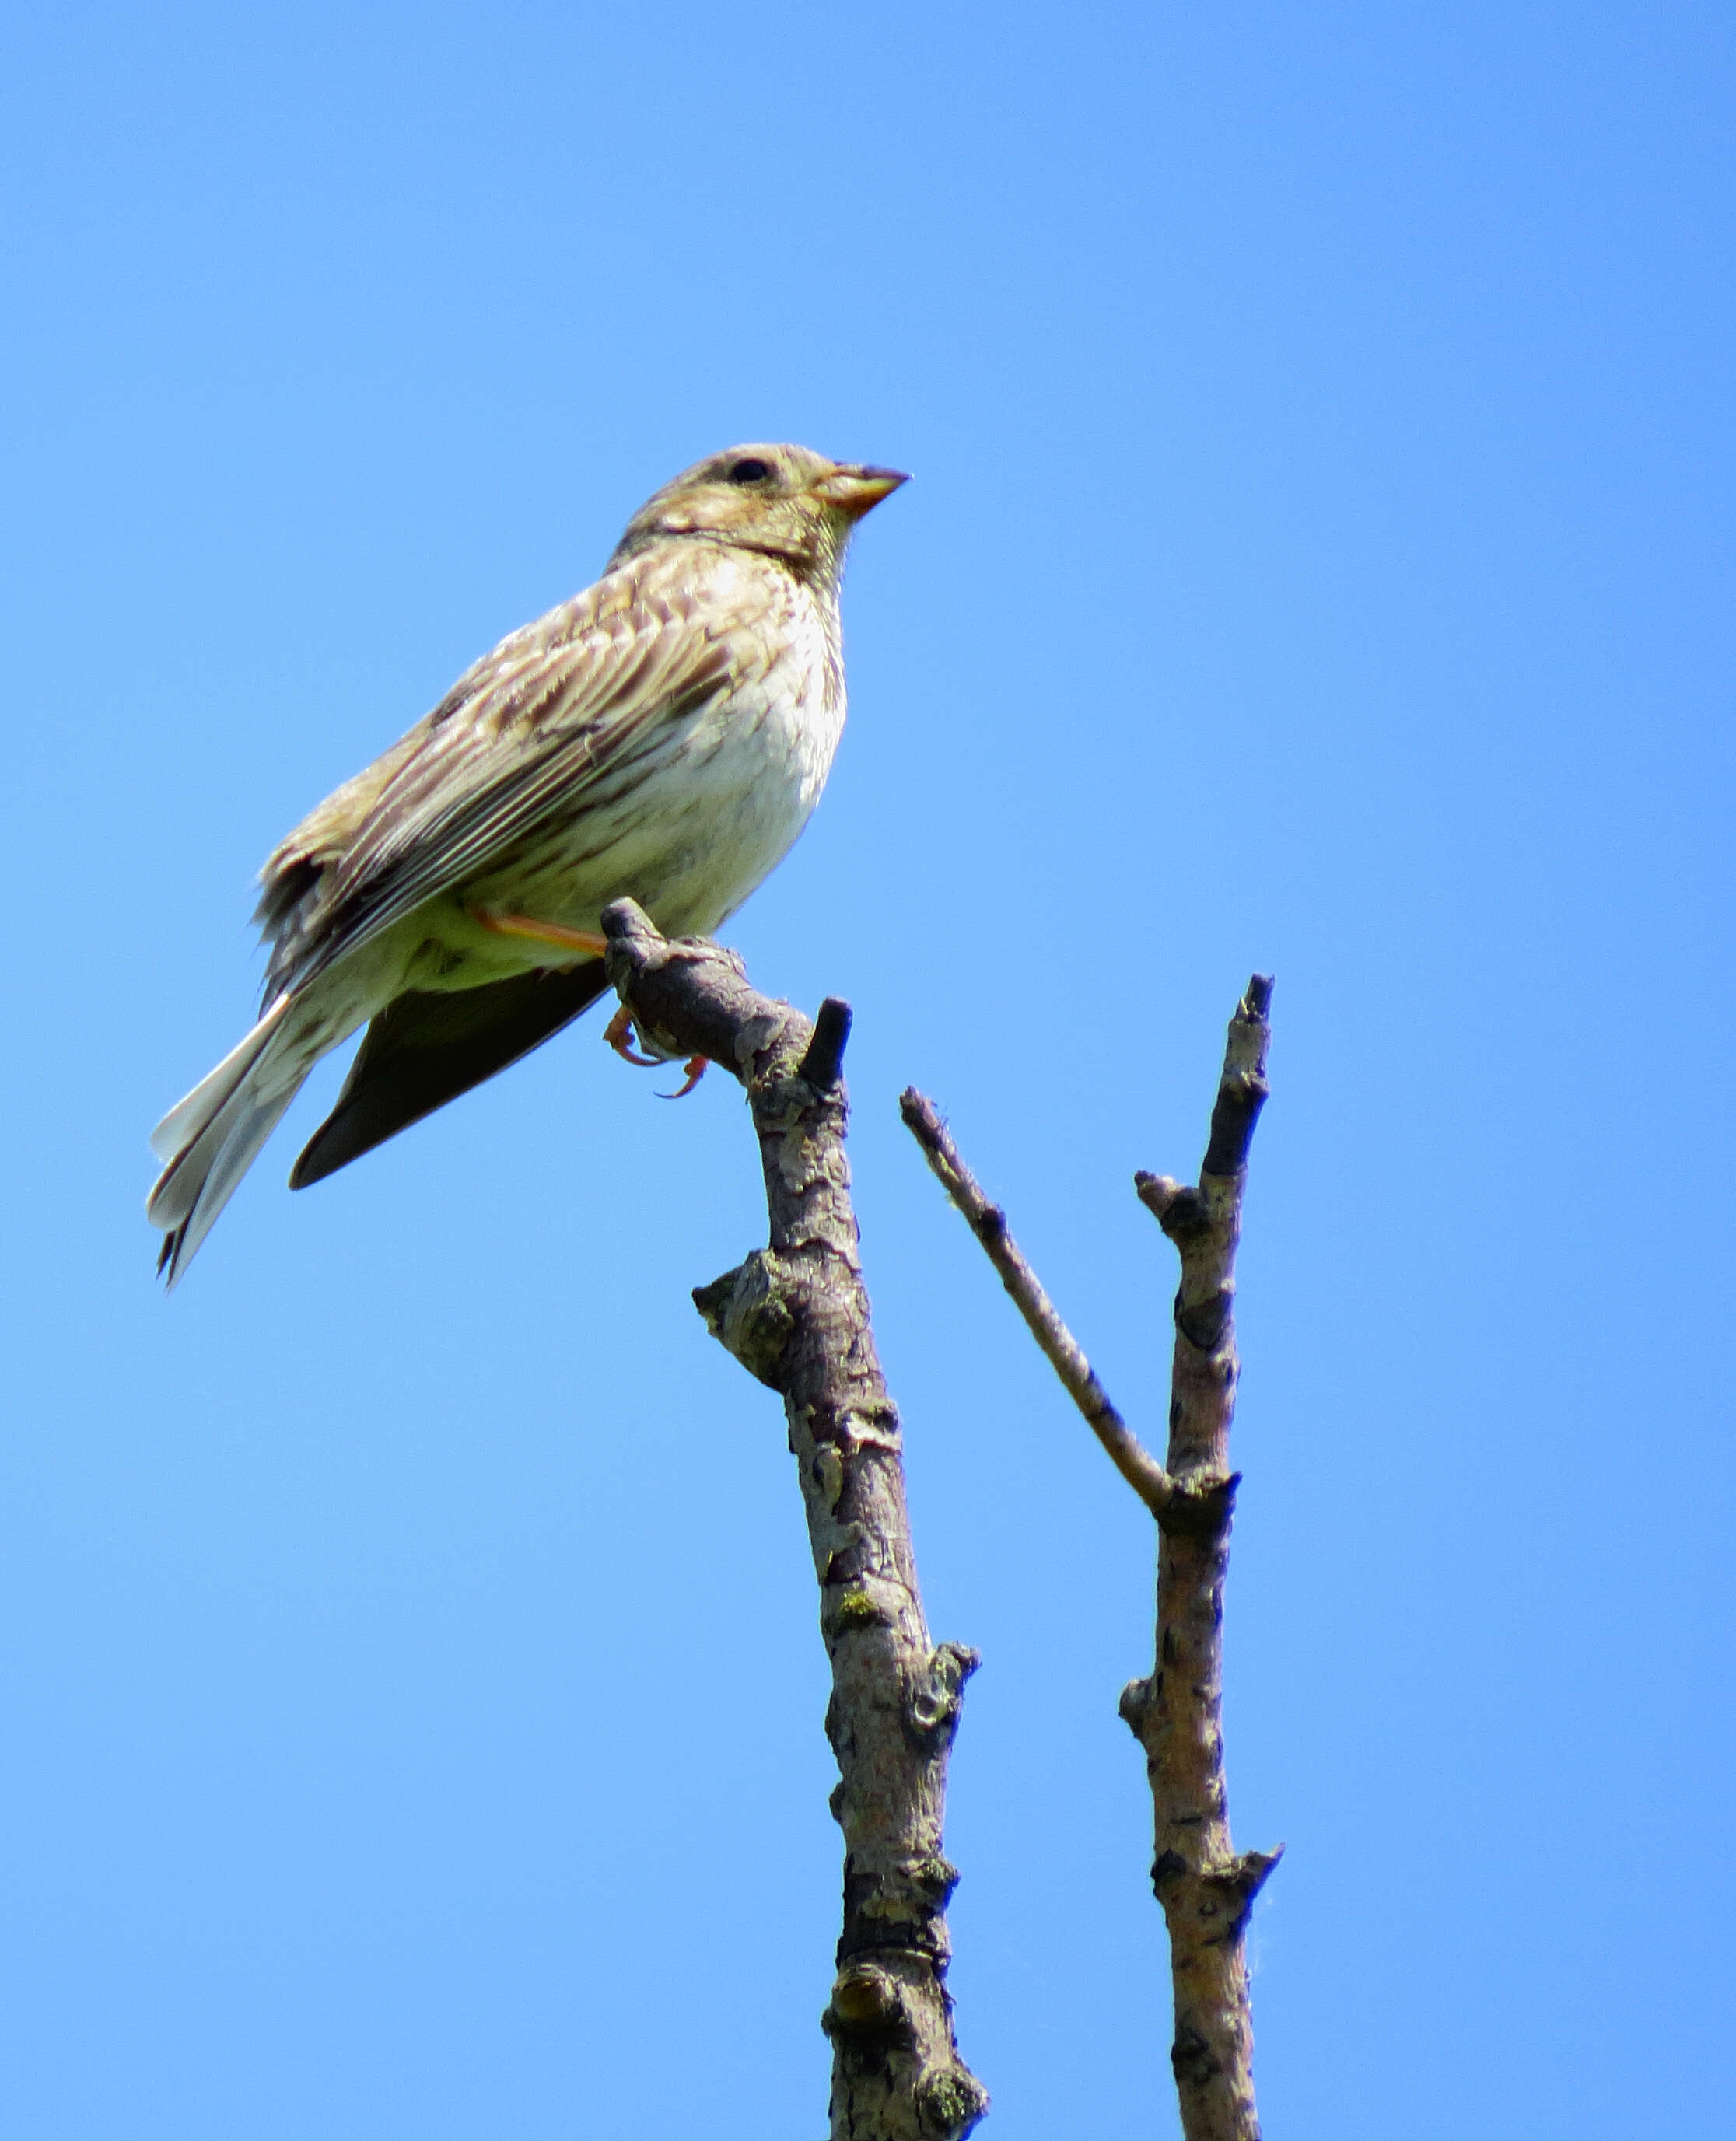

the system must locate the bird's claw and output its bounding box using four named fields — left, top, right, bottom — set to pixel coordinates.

left=659, top=1056, right=710, bottom=1100
left=603, top=1004, right=709, bottom=1097
left=604, top=1004, right=661, bottom=1067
